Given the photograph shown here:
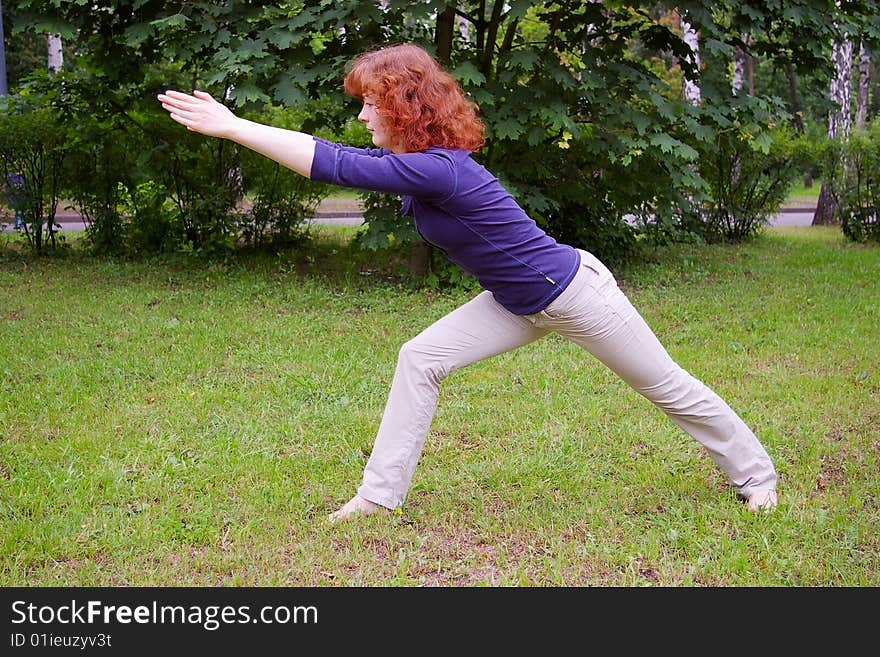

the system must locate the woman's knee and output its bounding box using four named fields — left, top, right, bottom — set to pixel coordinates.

left=397, top=338, right=450, bottom=383
left=637, top=368, right=705, bottom=411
